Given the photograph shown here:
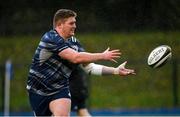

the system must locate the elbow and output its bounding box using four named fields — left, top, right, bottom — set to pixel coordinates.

left=68, top=52, right=89, bottom=64
left=72, top=57, right=85, bottom=64
left=69, top=54, right=83, bottom=64
left=71, top=59, right=79, bottom=64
